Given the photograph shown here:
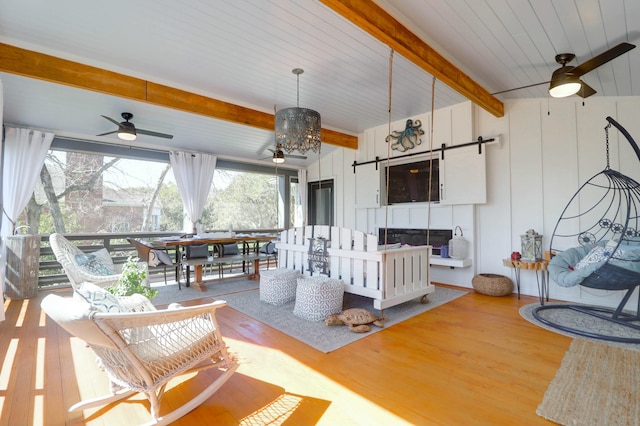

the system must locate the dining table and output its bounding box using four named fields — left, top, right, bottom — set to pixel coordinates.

left=153, top=234, right=276, bottom=289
